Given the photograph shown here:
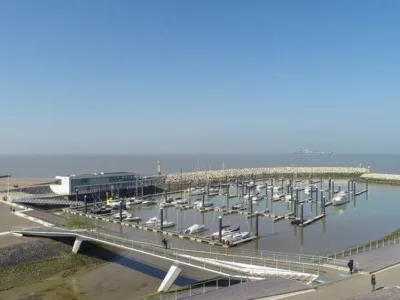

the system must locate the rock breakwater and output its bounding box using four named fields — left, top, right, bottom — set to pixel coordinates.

left=360, top=173, right=400, bottom=185
left=166, top=167, right=369, bottom=185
